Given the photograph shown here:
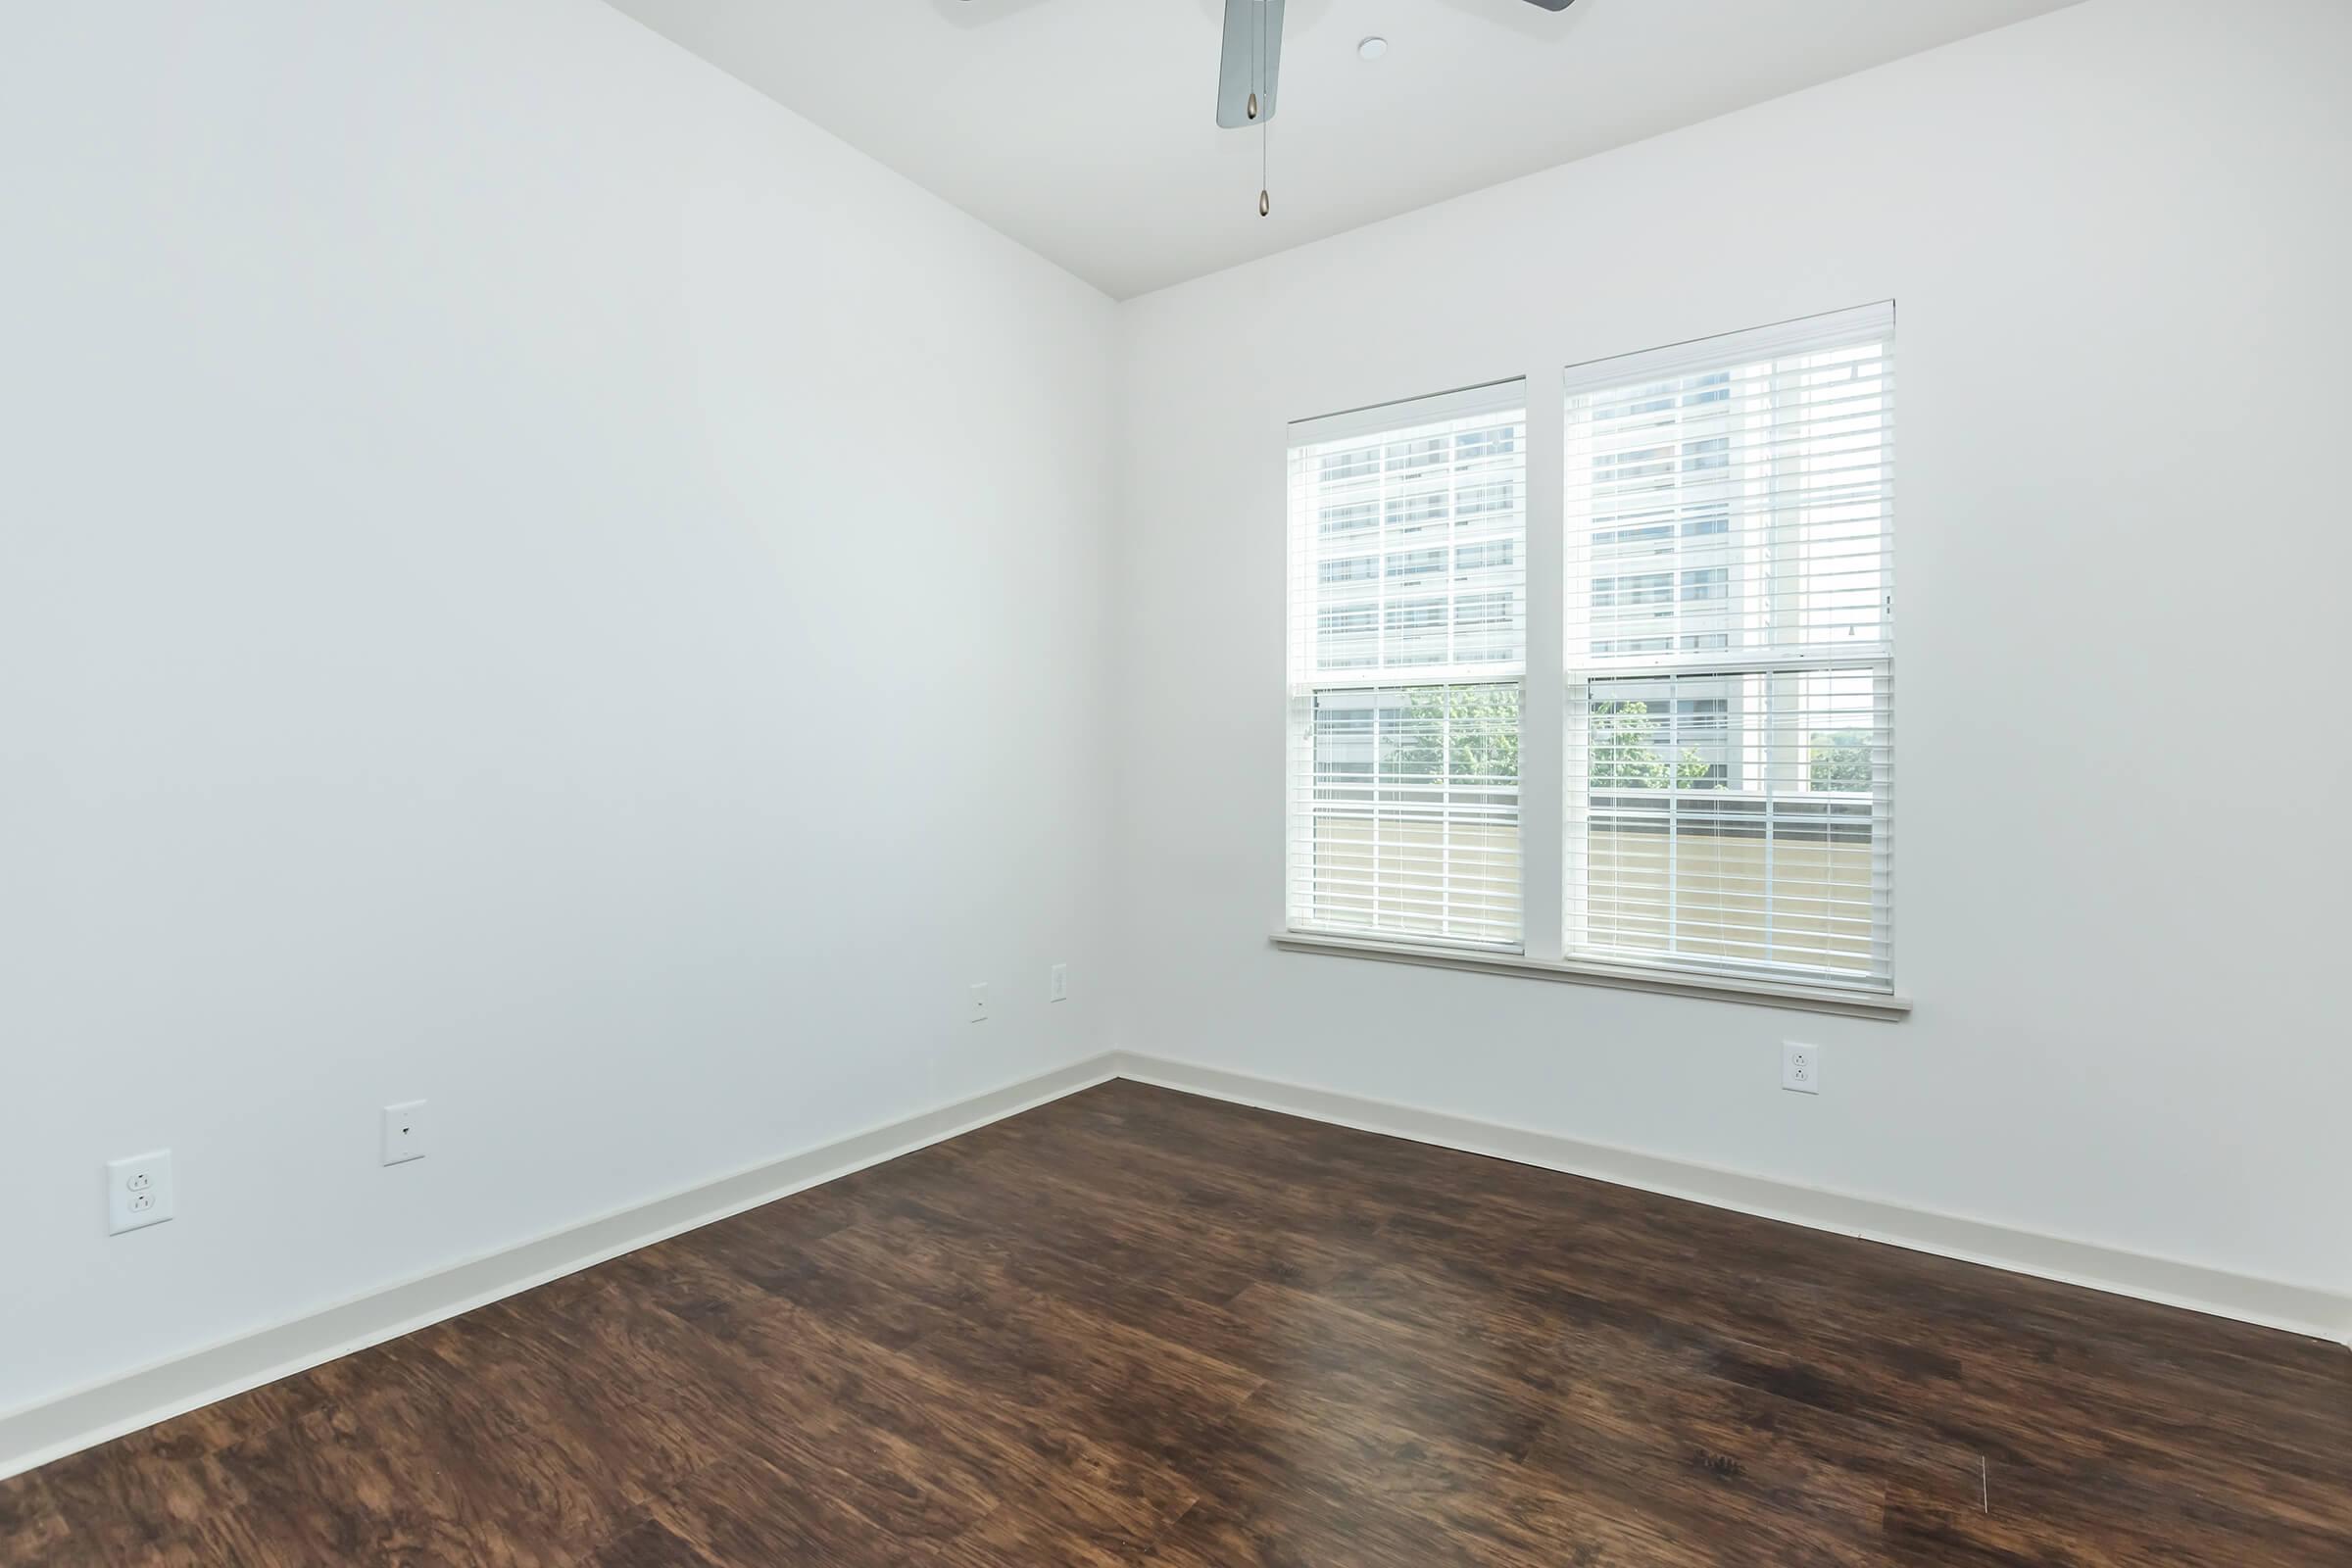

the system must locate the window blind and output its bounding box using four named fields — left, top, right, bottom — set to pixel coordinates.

left=1287, top=381, right=1529, bottom=950
left=1564, top=305, right=1894, bottom=988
